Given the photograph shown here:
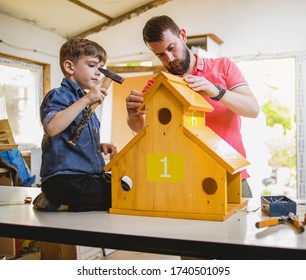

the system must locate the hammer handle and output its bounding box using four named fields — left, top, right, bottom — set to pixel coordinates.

left=90, top=77, right=112, bottom=111
left=255, top=218, right=280, bottom=228
left=68, top=77, right=112, bottom=145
